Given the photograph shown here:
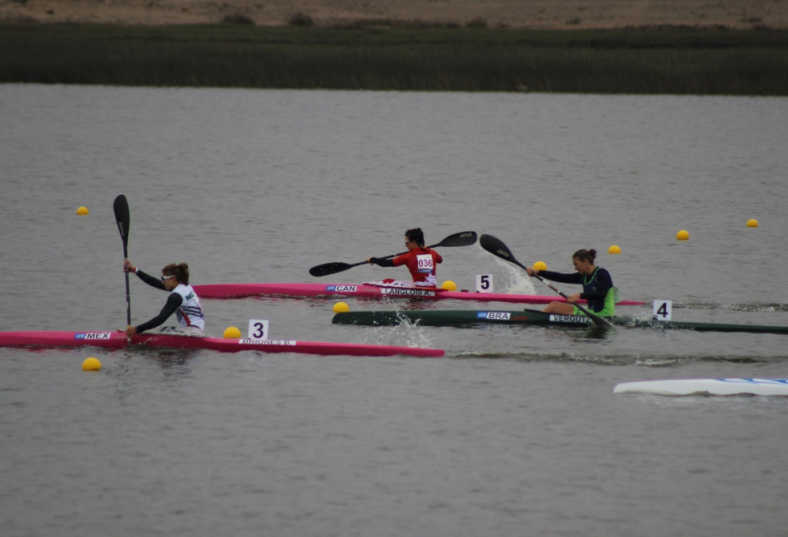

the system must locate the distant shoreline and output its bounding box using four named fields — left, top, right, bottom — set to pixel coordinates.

left=2, top=0, right=787, bottom=30
left=2, top=24, right=787, bottom=95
